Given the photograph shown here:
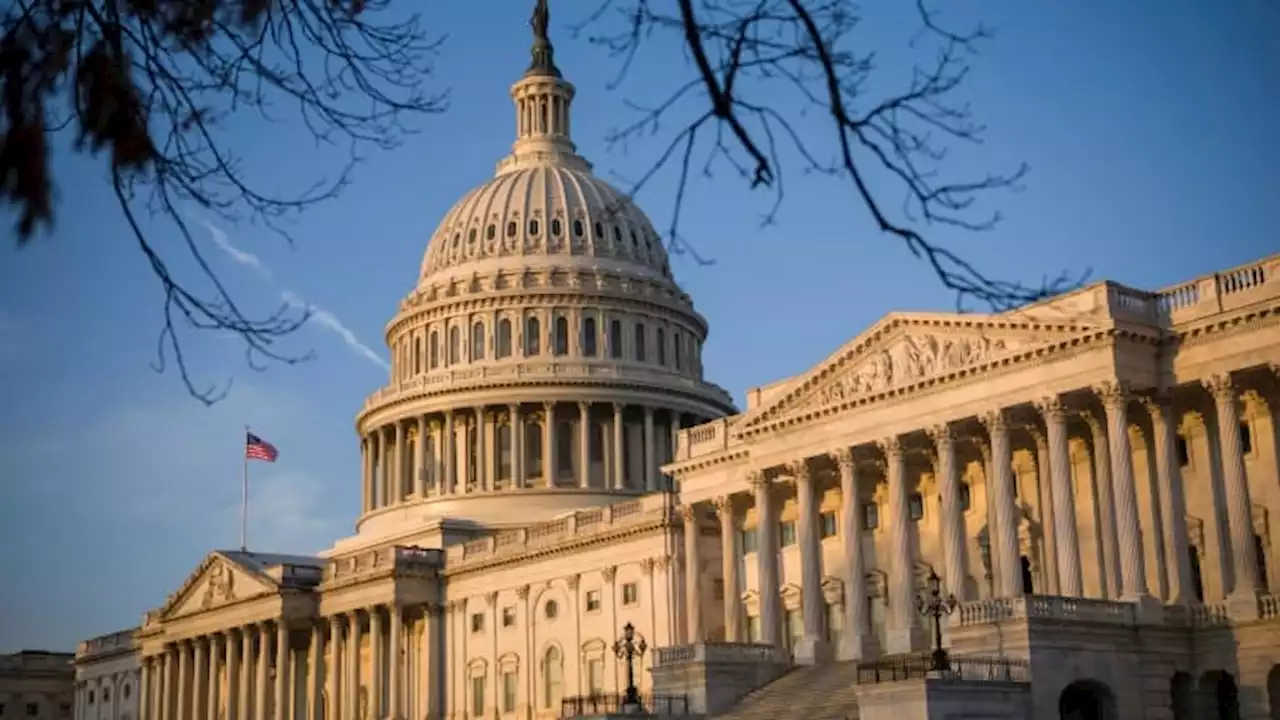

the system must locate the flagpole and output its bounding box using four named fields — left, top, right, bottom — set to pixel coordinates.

left=241, top=424, right=250, bottom=552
